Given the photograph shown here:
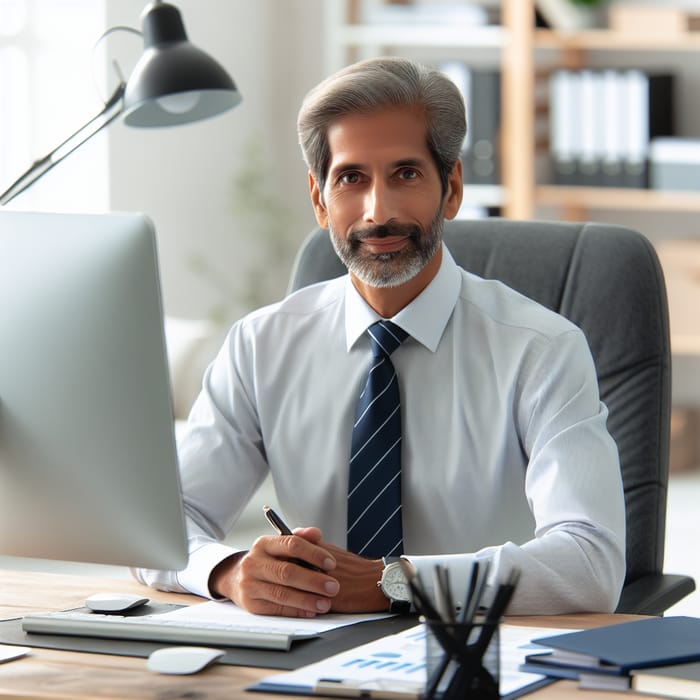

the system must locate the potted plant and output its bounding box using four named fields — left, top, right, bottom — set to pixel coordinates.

left=536, top=0, right=607, bottom=30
